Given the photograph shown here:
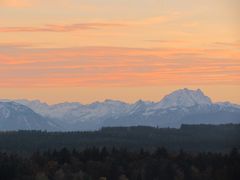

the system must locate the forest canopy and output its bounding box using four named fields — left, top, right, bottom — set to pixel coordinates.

left=0, top=124, right=239, bottom=153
